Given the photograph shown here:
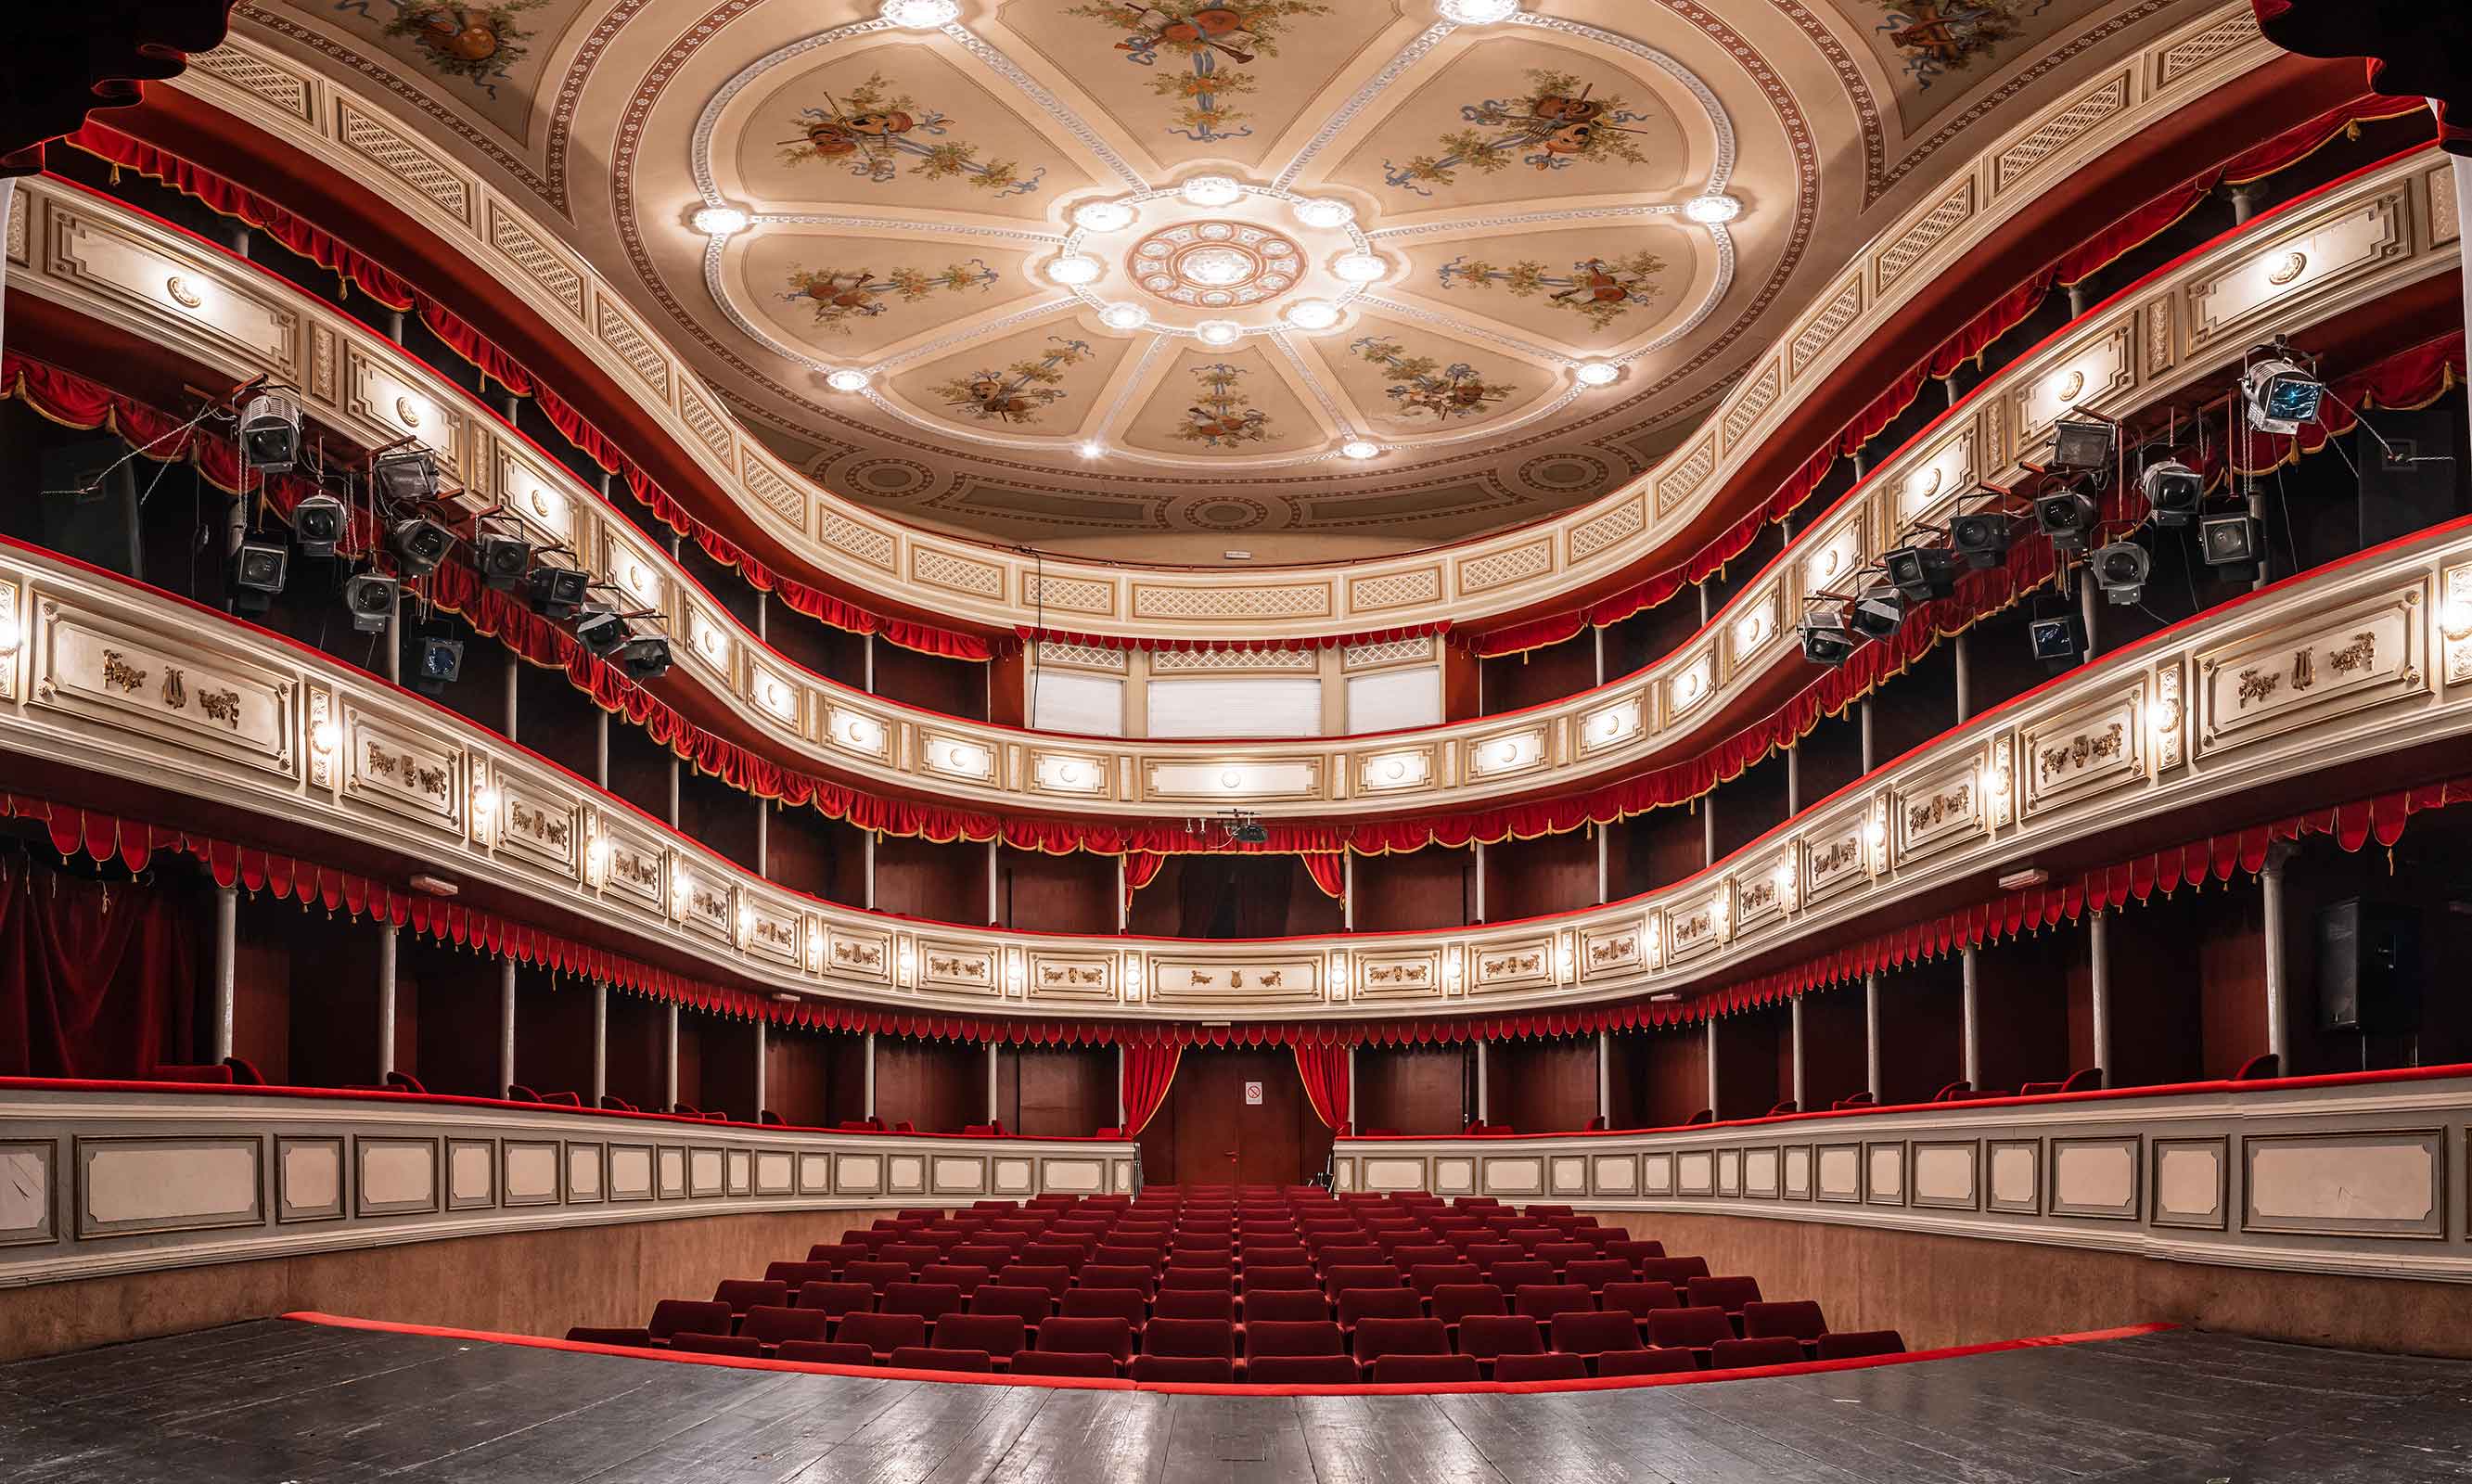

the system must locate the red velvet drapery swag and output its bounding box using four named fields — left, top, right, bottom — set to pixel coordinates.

left=1120, top=1043, right=1180, bottom=1135
left=0, top=865, right=199, bottom=1078
left=1293, top=1043, right=1350, bottom=1130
